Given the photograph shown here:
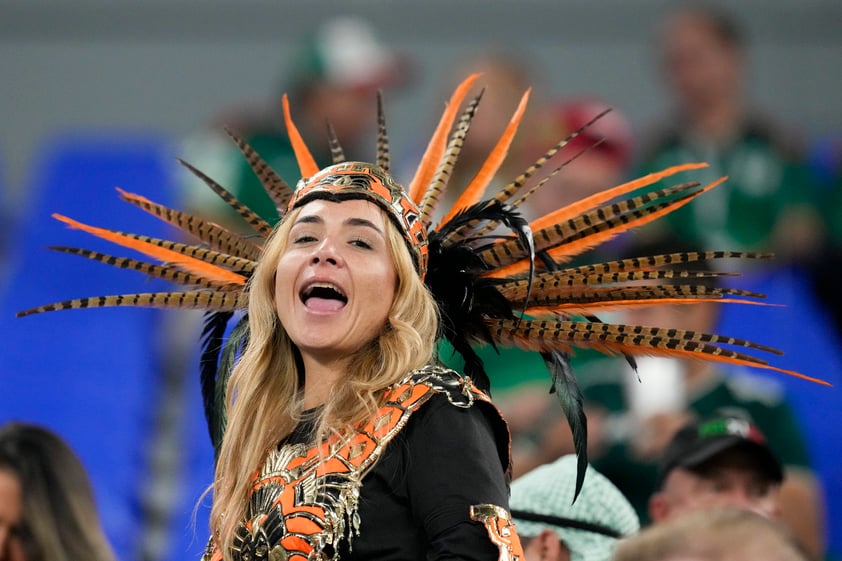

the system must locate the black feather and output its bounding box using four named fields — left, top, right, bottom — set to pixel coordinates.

left=214, top=315, right=250, bottom=453
left=428, top=199, right=535, bottom=392
left=200, top=310, right=233, bottom=452
left=543, top=349, right=587, bottom=502
left=537, top=252, right=592, bottom=500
